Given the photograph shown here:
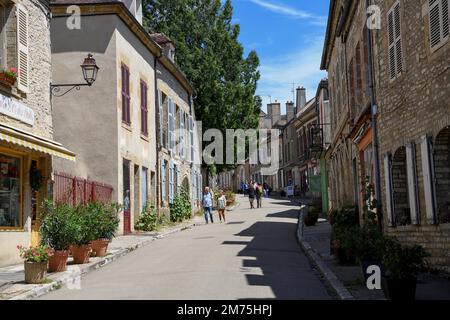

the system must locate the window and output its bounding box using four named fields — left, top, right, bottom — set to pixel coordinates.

left=140, top=81, right=148, bottom=136
left=0, top=153, right=21, bottom=228
left=121, top=64, right=131, bottom=124
left=387, top=1, right=403, bottom=80
left=16, top=4, right=29, bottom=92
left=429, top=0, right=449, bottom=50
